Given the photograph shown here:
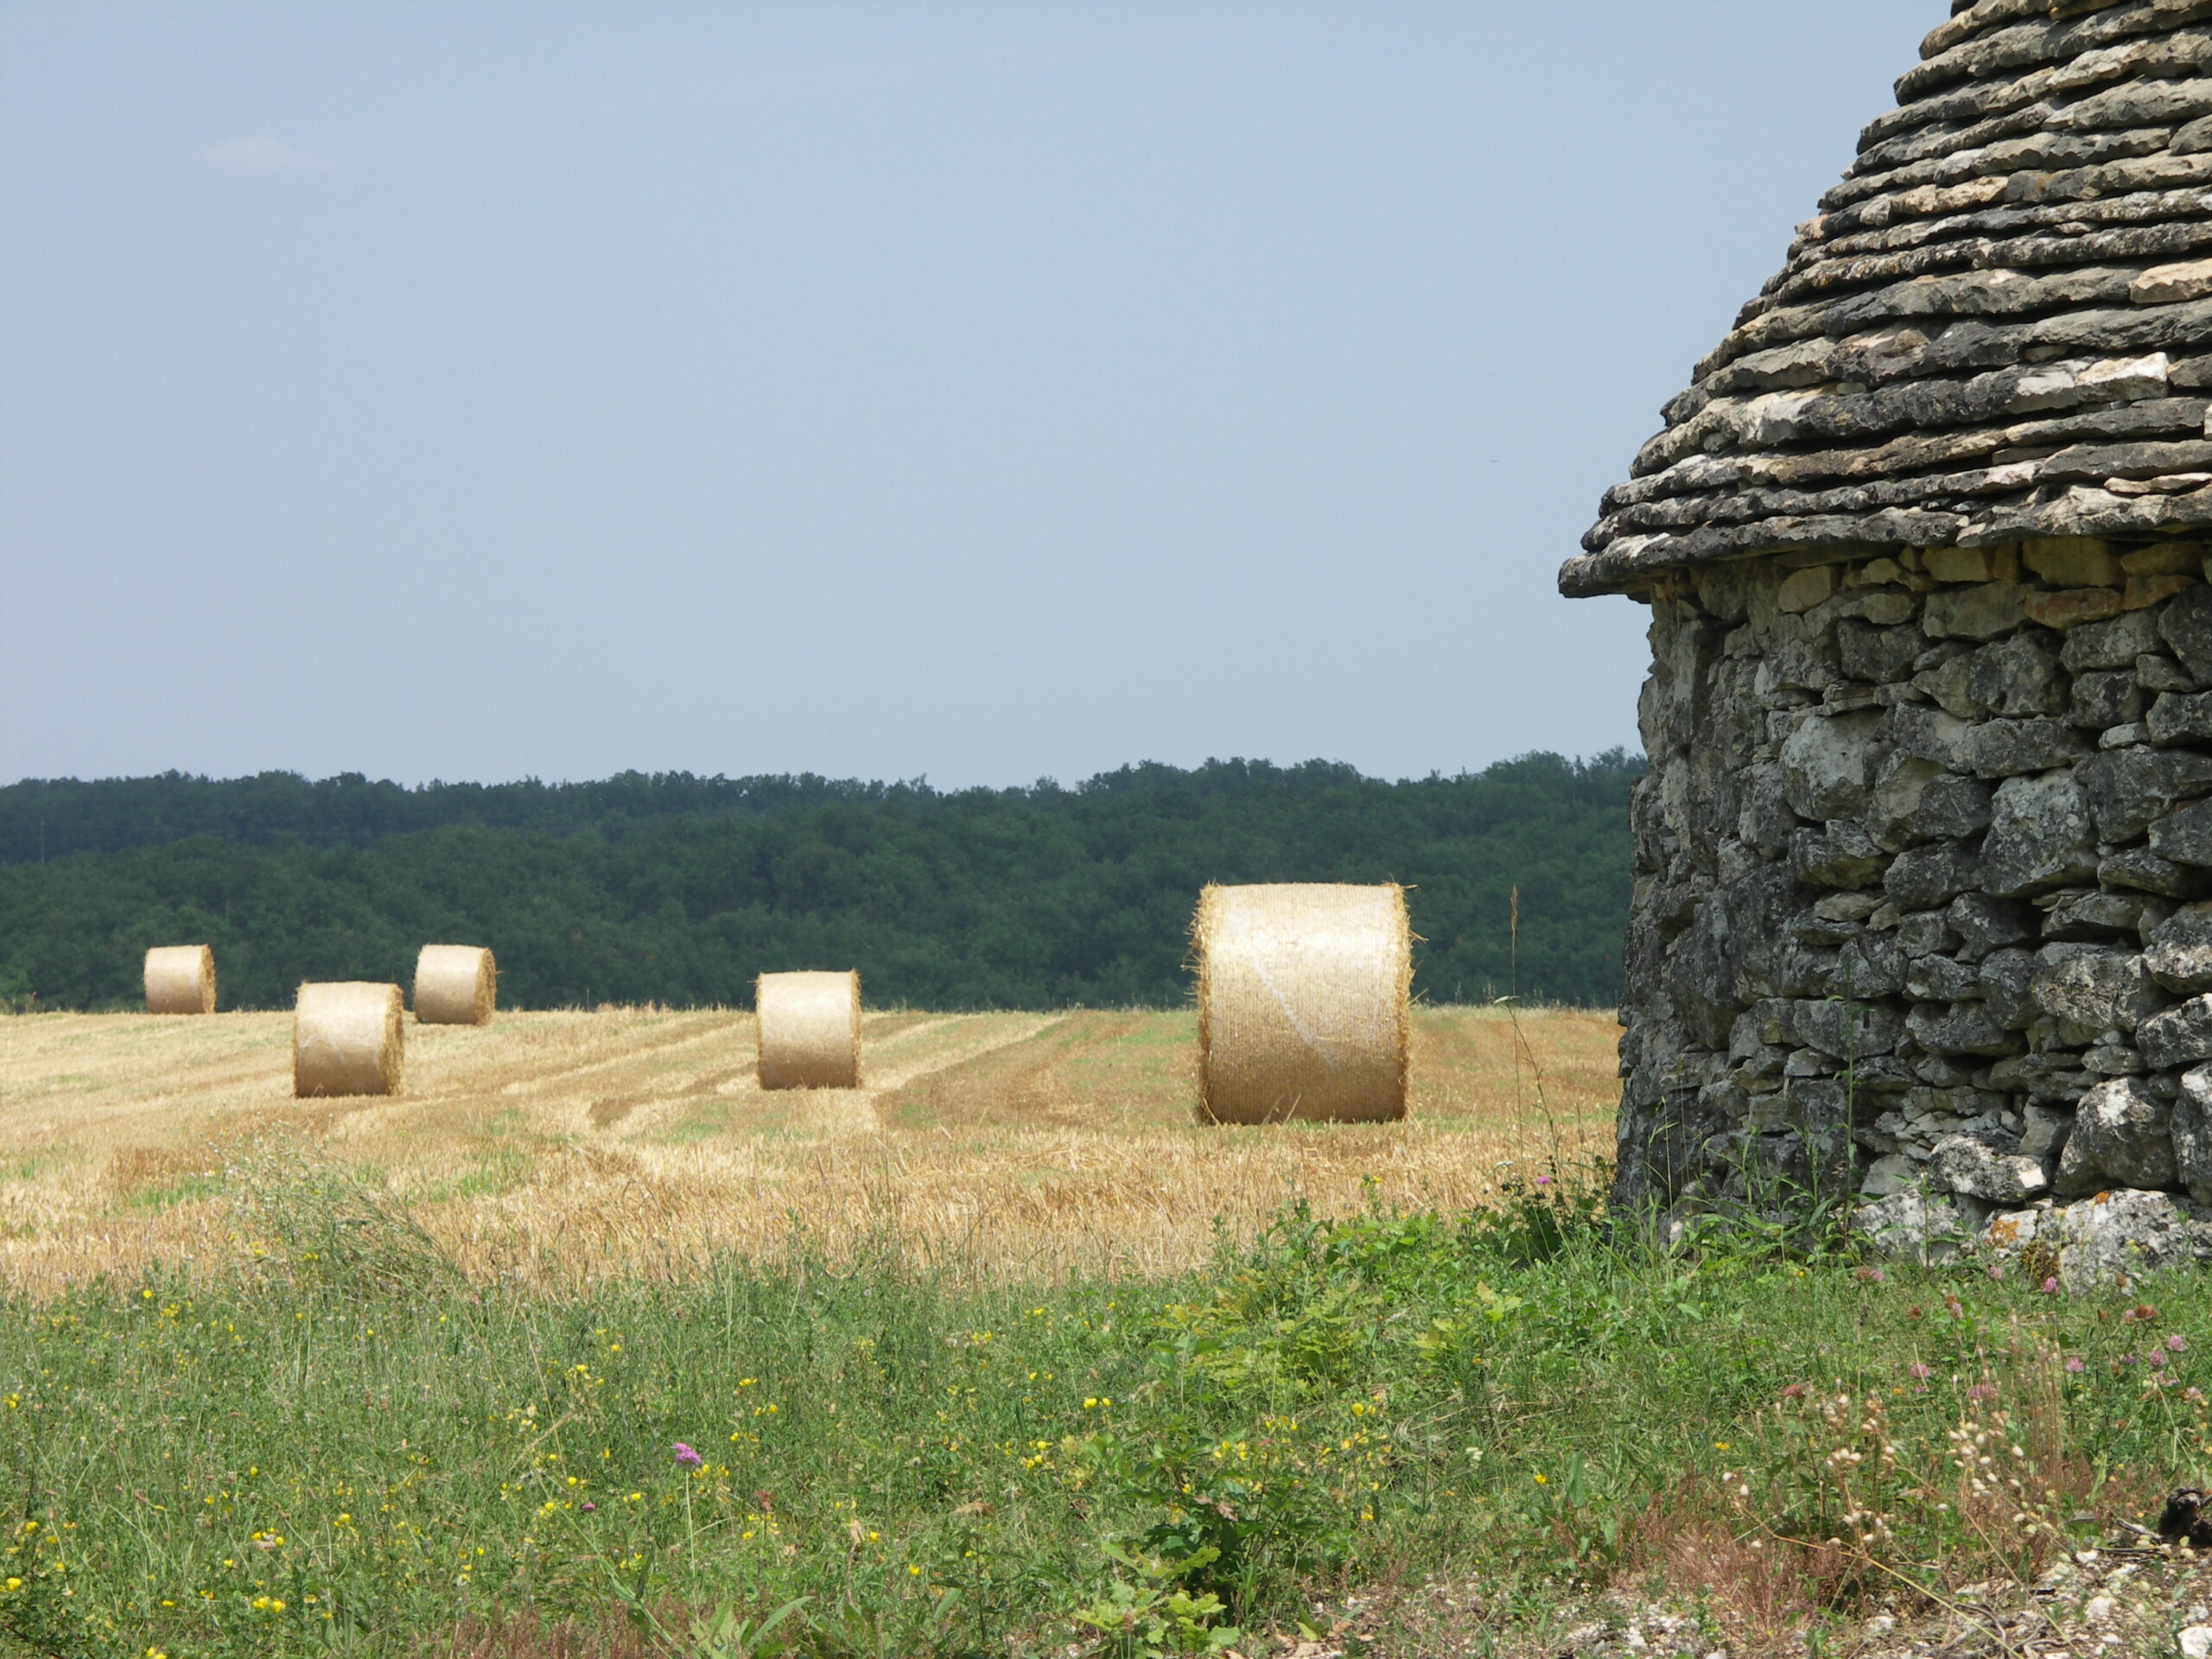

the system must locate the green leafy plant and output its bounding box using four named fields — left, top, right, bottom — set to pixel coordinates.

left=1071, top=1548, right=1243, bottom=1659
